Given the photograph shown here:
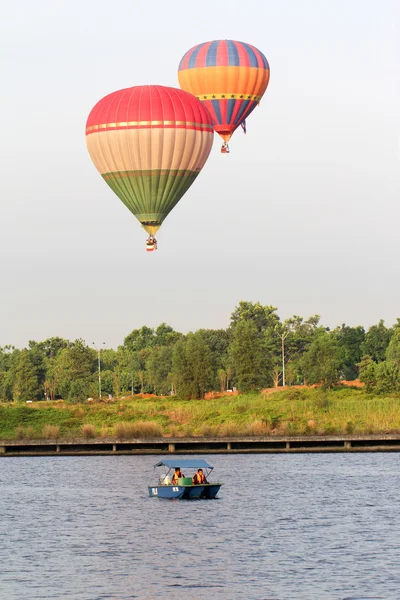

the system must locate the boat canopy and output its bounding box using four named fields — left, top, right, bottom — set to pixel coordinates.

left=154, top=459, right=213, bottom=470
